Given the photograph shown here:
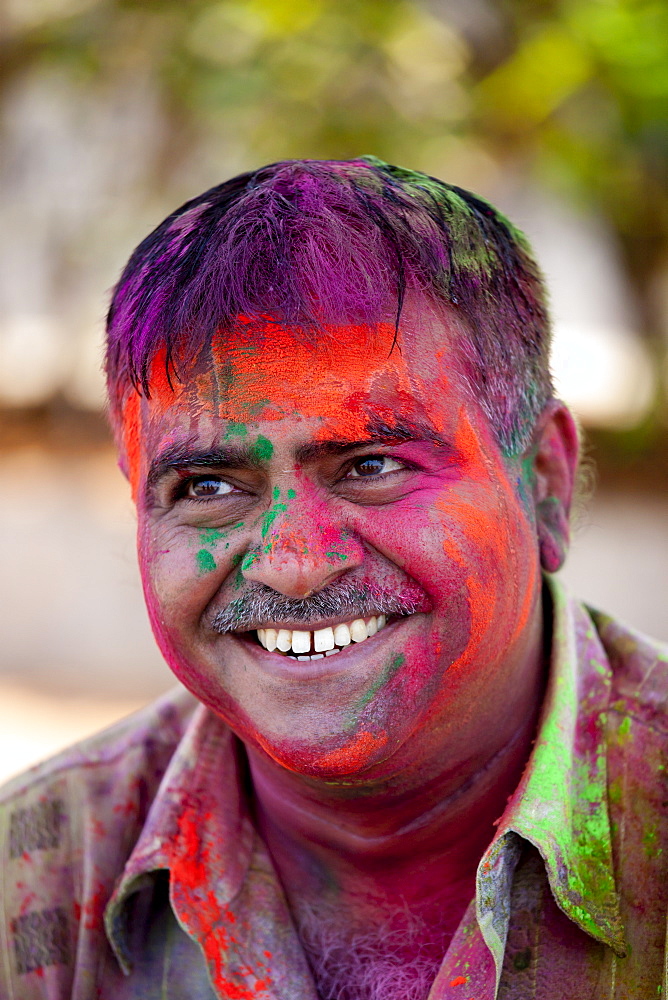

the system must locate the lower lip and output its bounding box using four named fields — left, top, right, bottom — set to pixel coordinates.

left=228, top=617, right=414, bottom=682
